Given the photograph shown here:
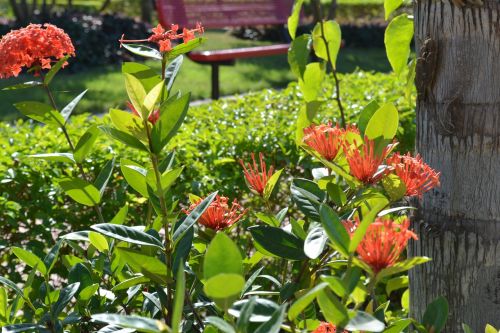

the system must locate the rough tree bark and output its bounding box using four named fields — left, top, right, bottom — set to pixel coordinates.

left=410, top=0, right=500, bottom=331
